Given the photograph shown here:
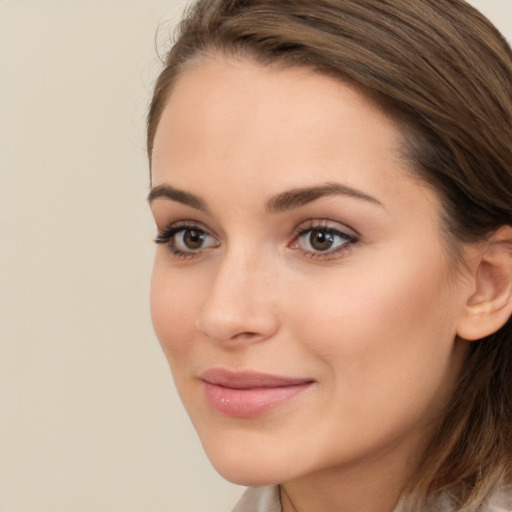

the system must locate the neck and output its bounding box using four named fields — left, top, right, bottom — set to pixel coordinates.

left=278, top=433, right=425, bottom=512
